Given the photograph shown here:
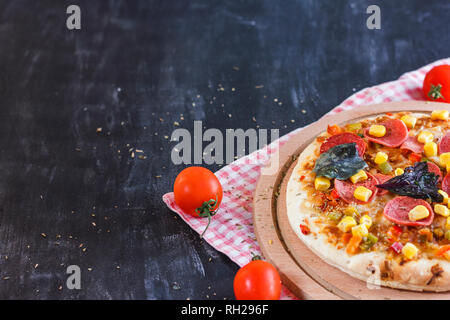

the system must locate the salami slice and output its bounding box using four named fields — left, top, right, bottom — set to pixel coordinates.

left=334, top=172, right=378, bottom=204
left=383, top=196, right=434, bottom=226
left=320, top=132, right=366, bottom=157
left=400, top=136, right=424, bottom=154
left=427, top=161, right=442, bottom=183
left=363, top=119, right=408, bottom=148
left=373, top=173, right=392, bottom=196
left=442, top=173, right=450, bottom=195
left=439, top=132, right=450, bottom=154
